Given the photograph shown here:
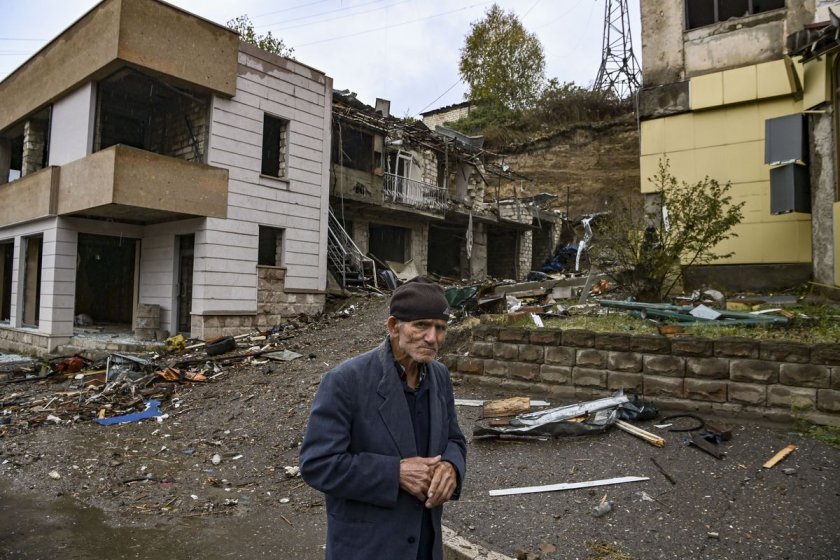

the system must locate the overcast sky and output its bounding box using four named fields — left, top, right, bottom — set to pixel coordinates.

left=0, top=0, right=642, bottom=117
